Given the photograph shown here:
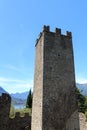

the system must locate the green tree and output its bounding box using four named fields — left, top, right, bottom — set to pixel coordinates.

left=26, top=89, right=32, bottom=108
left=75, top=87, right=87, bottom=113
